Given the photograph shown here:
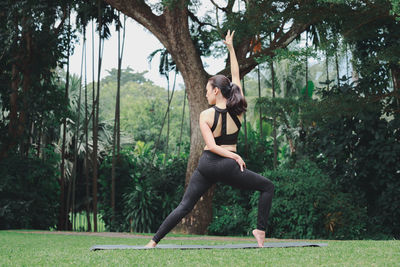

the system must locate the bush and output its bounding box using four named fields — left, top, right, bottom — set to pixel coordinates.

left=208, top=204, right=250, bottom=236
left=98, top=142, right=186, bottom=233
left=258, top=158, right=368, bottom=239
left=303, top=82, right=400, bottom=239
left=208, top=185, right=252, bottom=236
left=0, top=148, right=60, bottom=230
left=237, top=122, right=275, bottom=173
